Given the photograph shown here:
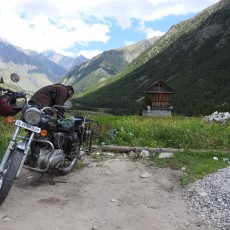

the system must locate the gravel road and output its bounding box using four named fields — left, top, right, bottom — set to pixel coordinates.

left=0, top=154, right=213, bottom=230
